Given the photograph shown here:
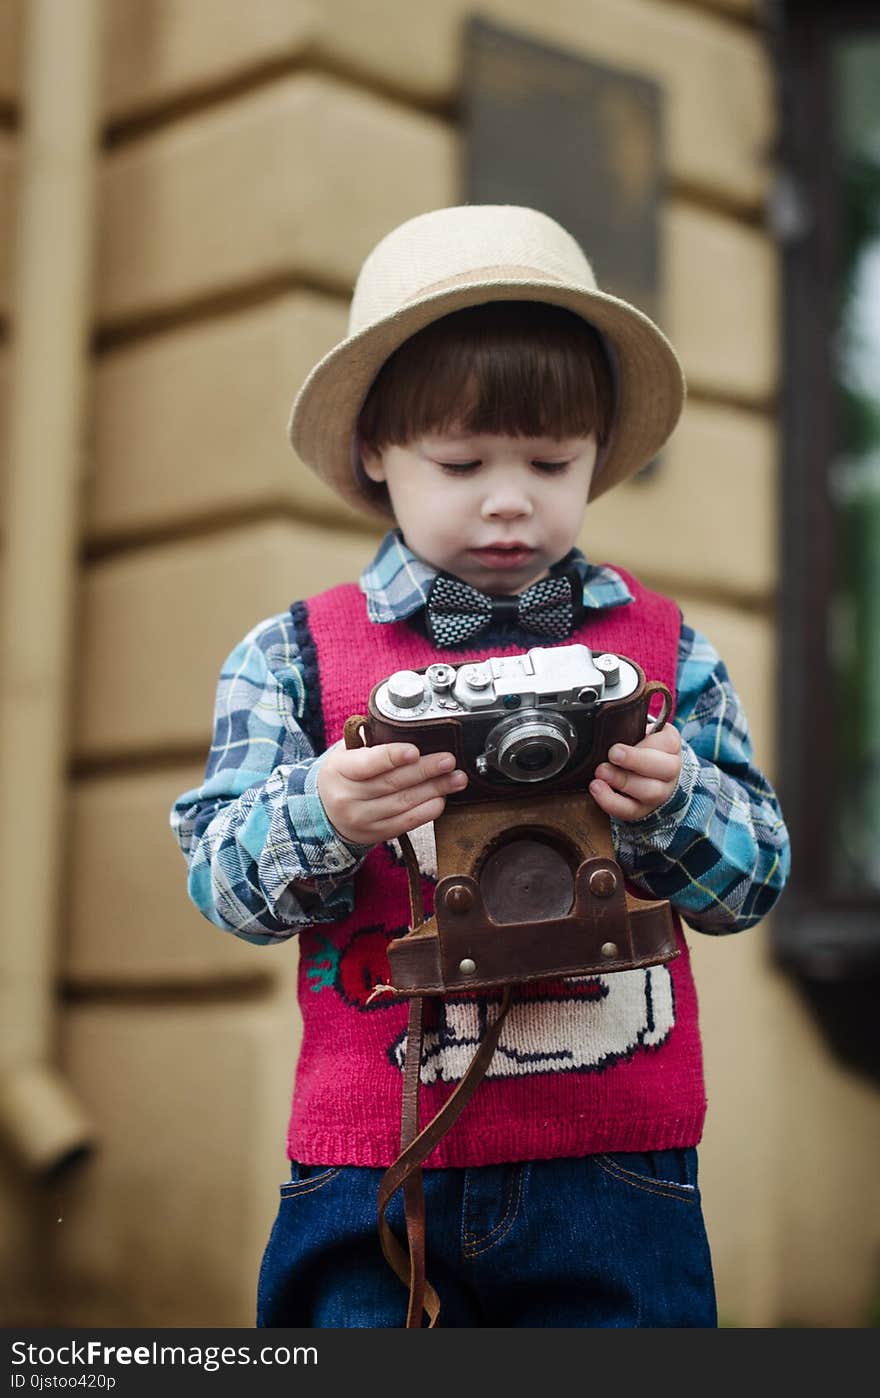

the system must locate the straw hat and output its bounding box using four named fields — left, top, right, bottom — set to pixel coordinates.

left=289, top=205, right=685, bottom=518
